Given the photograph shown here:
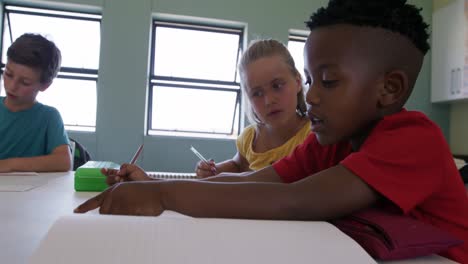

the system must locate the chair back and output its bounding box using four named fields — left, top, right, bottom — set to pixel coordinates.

left=69, top=138, right=91, bottom=170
